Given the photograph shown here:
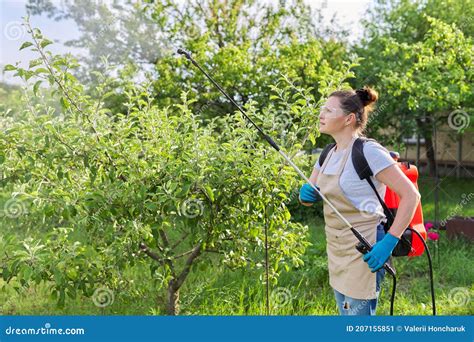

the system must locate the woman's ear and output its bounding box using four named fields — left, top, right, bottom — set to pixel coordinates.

left=345, top=113, right=355, bottom=126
